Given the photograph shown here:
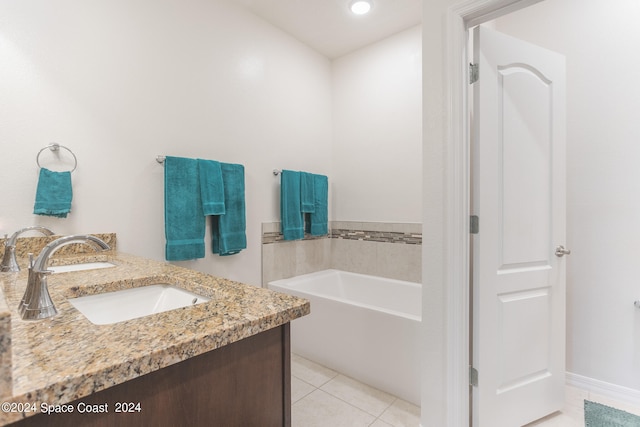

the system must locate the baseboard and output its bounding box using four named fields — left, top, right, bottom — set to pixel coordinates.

left=567, top=372, right=640, bottom=406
